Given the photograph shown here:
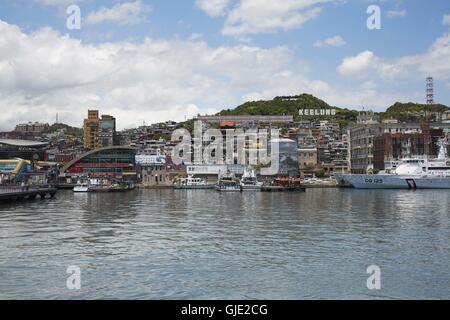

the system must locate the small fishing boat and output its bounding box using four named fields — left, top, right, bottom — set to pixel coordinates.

left=261, top=176, right=306, bottom=192
left=174, top=175, right=213, bottom=189
left=240, top=169, right=262, bottom=191
left=73, top=181, right=89, bottom=192
left=72, top=178, right=135, bottom=193
left=109, top=181, right=135, bottom=192
left=215, top=171, right=242, bottom=192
